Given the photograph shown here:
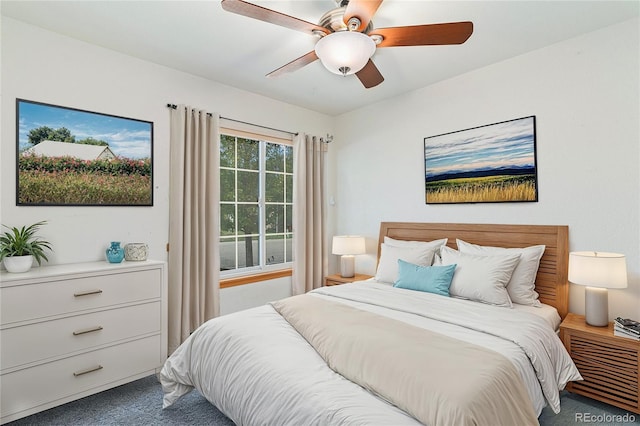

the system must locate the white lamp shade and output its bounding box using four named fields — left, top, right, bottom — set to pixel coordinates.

left=314, top=31, right=376, bottom=76
left=332, top=236, right=366, bottom=255
left=568, top=251, right=627, bottom=289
